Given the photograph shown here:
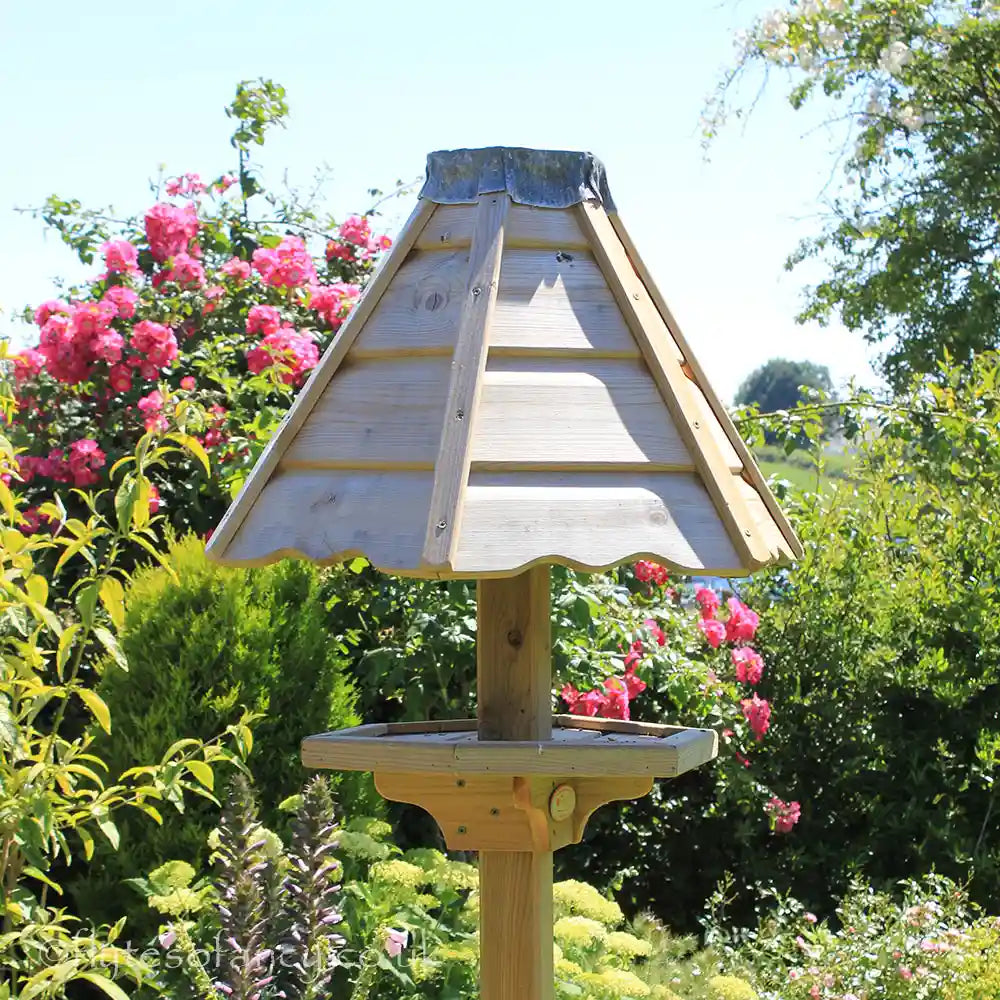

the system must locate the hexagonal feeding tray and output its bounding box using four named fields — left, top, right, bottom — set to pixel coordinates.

left=303, top=715, right=718, bottom=852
